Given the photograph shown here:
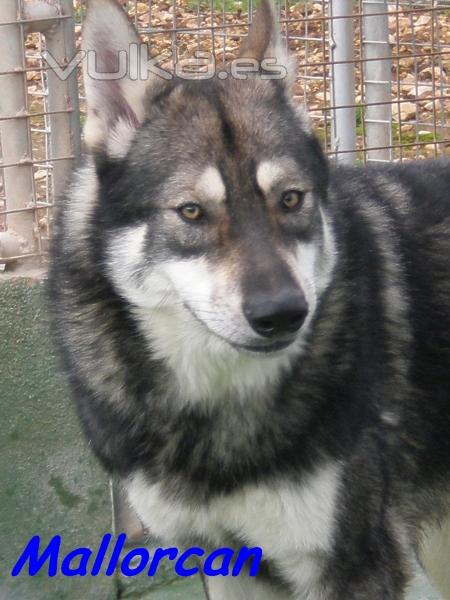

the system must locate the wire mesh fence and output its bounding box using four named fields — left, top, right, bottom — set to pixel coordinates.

left=0, top=0, right=79, bottom=266
left=0, top=0, right=449, bottom=265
